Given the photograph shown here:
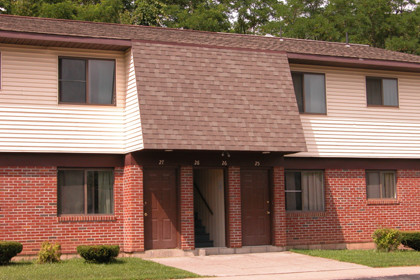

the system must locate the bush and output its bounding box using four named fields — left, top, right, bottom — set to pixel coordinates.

left=37, top=241, right=61, bottom=264
left=401, top=232, right=420, bottom=251
left=0, top=241, right=23, bottom=265
left=77, top=245, right=119, bottom=263
left=372, top=228, right=402, bottom=252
